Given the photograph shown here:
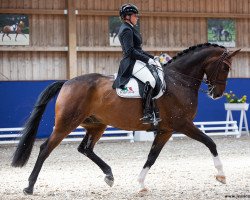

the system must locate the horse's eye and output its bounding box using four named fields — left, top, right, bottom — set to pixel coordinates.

left=223, top=65, right=230, bottom=72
